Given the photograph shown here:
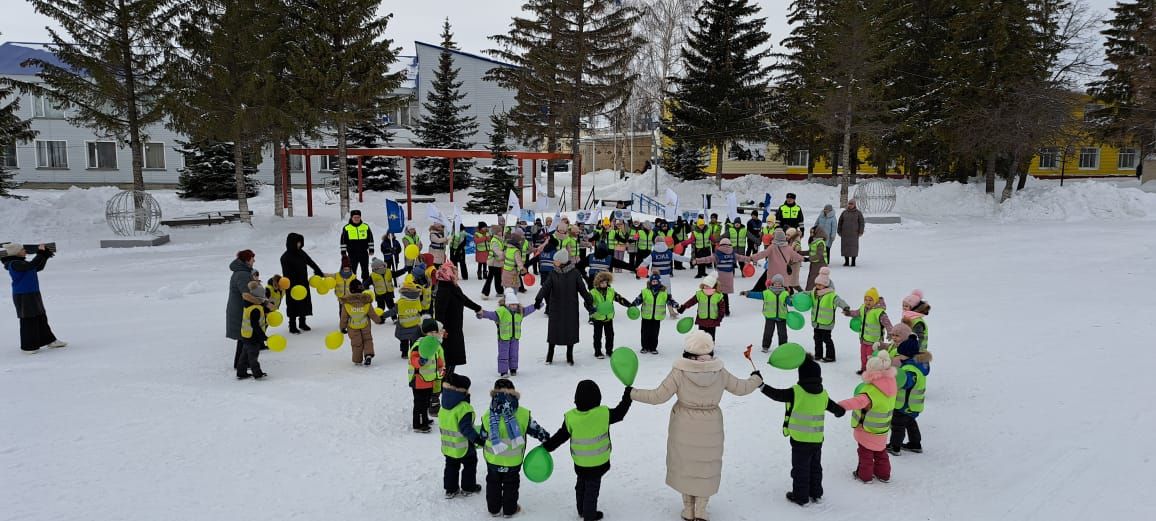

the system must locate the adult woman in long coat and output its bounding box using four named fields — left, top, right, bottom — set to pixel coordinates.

left=837, top=199, right=866, bottom=266
left=227, top=249, right=263, bottom=369
left=280, top=233, right=324, bottom=333
left=432, top=263, right=481, bottom=374
left=534, top=249, right=592, bottom=365
left=630, top=331, right=763, bottom=521
left=747, top=229, right=805, bottom=292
